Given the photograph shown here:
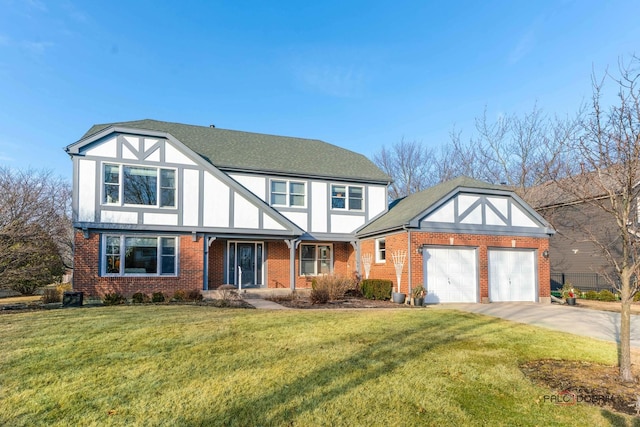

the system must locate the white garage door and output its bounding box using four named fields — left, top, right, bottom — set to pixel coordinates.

left=488, top=249, right=536, bottom=302
left=423, top=247, right=478, bottom=303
